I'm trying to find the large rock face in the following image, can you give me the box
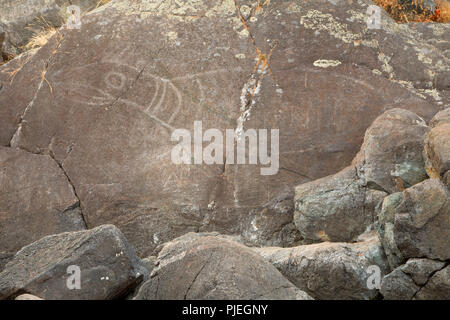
[0,225,147,300]
[0,146,86,258]
[378,179,450,269]
[0,0,446,256]
[254,234,389,300]
[134,235,312,300]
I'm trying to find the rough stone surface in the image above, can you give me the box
[353,108,430,194]
[0,0,445,256]
[294,166,386,242]
[0,253,13,273]
[380,267,420,300]
[239,191,303,247]
[0,0,103,58]
[378,179,450,269]
[294,108,431,243]
[254,233,389,300]
[381,258,448,300]
[0,225,147,300]
[415,264,450,300]
[134,235,312,300]
[424,123,450,177]
[0,146,86,255]
[429,107,450,128]
[401,258,446,286]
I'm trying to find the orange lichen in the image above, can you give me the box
[374,0,450,22]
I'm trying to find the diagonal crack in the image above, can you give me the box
[9,31,64,147]
[183,251,213,300]
[11,144,89,230]
[54,157,89,229]
[411,260,450,299]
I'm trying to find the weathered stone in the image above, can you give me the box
[0,48,43,145]
[0,146,86,255]
[378,179,450,269]
[0,252,13,273]
[415,264,450,300]
[0,225,147,300]
[429,107,450,128]
[254,234,389,300]
[353,108,430,194]
[294,166,386,242]
[239,191,302,247]
[0,0,105,58]
[294,108,434,243]
[141,256,157,275]
[401,258,446,286]
[377,192,409,269]
[381,258,448,300]
[0,0,444,256]
[424,122,450,176]
[380,268,419,300]
[134,236,312,300]
[444,170,450,187]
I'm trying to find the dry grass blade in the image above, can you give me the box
[23,28,57,51]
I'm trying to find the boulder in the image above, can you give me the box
[294,166,386,242]
[381,258,448,300]
[254,234,389,300]
[377,192,407,269]
[380,268,420,300]
[239,191,303,247]
[0,0,444,256]
[294,108,429,243]
[424,123,450,178]
[353,108,430,194]
[400,258,446,286]
[415,265,450,300]
[378,179,450,269]
[429,108,450,128]
[0,225,147,300]
[134,235,312,300]
[0,146,86,255]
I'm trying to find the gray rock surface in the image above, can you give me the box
[254,233,389,300]
[415,264,450,300]
[381,258,448,300]
[424,122,450,179]
[378,179,450,269]
[429,107,450,128]
[0,146,86,255]
[294,166,386,242]
[0,0,444,256]
[294,108,430,243]
[134,235,312,300]
[0,225,147,300]
[353,108,430,193]
[0,0,104,58]
[380,267,420,300]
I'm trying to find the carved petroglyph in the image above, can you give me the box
[54,56,242,133]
